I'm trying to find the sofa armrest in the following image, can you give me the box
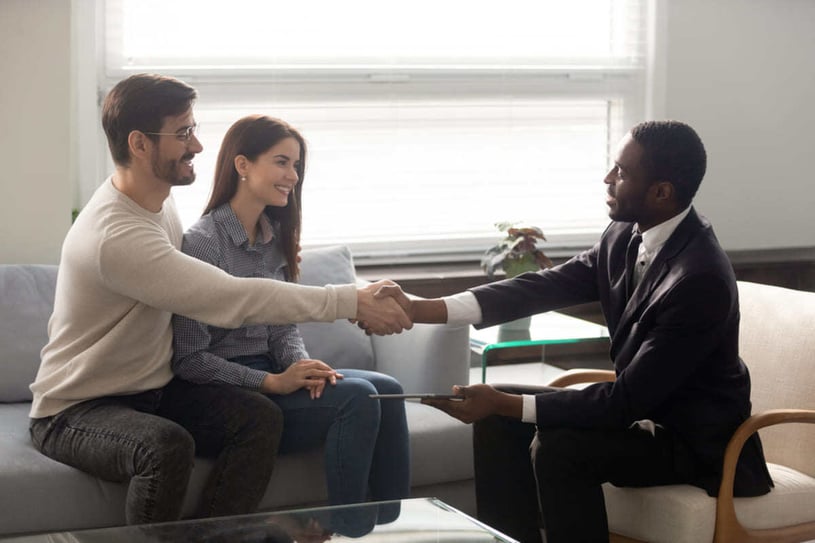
[370,324,471,395]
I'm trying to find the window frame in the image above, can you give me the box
[84,0,650,265]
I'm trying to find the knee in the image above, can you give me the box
[339,380,381,423]
[473,414,527,449]
[246,392,284,428]
[238,393,284,451]
[137,423,195,476]
[367,373,403,395]
[473,414,504,441]
[341,378,380,400]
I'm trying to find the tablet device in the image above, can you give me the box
[369,393,464,400]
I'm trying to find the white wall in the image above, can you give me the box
[662,0,815,250]
[0,0,74,264]
[0,0,812,264]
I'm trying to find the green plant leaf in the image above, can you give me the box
[481,220,551,278]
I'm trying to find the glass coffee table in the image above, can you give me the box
[0,498,518,542]
[470,311,609,383]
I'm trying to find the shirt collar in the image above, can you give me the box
[256,213,274,244]
[636,206,692,255]
[213,203,275,247]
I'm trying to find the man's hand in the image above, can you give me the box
[354,281,448,334]
[355,280,412,335]
[372,283,413,317]
[260,359,343,399]
[422,384,523,424]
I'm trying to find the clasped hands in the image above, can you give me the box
[260,359,342,400]
[354,280,413,335]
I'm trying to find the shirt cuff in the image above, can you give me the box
[245,368,269,391]
[522,394,537,423]
[442,291,483,326]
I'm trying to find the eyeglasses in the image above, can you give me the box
[143,123,199,142]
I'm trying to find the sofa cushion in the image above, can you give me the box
[0,265,58,403]
[297,246,374,371]
[0,400,474,532]
[0,403,128,533]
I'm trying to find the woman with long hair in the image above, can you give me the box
[171,115,410,520]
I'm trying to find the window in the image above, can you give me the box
[100,0,647,264]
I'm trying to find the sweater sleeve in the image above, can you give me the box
[97,217,357,328]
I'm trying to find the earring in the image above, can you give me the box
[240,176,246,182]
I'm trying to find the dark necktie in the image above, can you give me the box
[625,233,642,299]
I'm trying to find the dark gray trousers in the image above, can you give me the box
[30,378,283,524]
[473,385,694,543]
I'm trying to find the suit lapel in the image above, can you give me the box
[610,209,705,350]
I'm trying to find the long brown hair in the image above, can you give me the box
[205,115,306,280]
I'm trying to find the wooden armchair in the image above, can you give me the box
[547,281,815,543]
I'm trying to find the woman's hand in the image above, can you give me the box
[261,359,343,399]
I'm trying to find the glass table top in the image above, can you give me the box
[1,498,518,543]
[470,311,609,383]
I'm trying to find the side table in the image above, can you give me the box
[470,311,610,383]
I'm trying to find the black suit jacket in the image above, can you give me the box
[471,209,772,497]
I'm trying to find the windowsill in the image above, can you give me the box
[354,244,594,282]
[355,246,815,300]
[357,246,815,281]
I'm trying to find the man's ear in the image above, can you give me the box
[128,130,151,160]
[652,181,675,203]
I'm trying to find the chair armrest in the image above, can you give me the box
[715,409,815,542]
[370,324,470,395]
[547,369,616,388]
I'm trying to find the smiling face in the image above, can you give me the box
[238,137,301,208]
[149,109,203,186]
[603,132,658,228]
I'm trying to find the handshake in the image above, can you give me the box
[354,280,415,335]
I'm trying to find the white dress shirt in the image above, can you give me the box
[442,207,692,424]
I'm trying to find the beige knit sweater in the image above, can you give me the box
[30,179,356,418]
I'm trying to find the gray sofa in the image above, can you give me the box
[0,246,475,536]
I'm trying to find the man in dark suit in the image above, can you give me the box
[391,121,773,542]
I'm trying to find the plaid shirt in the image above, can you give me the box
[171,204,308,390]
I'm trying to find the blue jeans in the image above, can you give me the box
[29,378,282,524]
[239,356,411,510]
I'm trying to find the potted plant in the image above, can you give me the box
[481,222,553,333]
[481,222,553,279]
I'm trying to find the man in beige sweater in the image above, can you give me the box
[29,73,411,525]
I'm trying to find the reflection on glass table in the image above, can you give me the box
[0,498,518,543]
[470,311,609,383]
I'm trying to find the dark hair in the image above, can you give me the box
[101,73,197,166]
[630,120,707,207]
[205,115,306,281]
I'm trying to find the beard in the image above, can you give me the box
[151,151,196,186]
[607,189,649,224]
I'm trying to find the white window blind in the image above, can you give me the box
[101,0,647,263]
